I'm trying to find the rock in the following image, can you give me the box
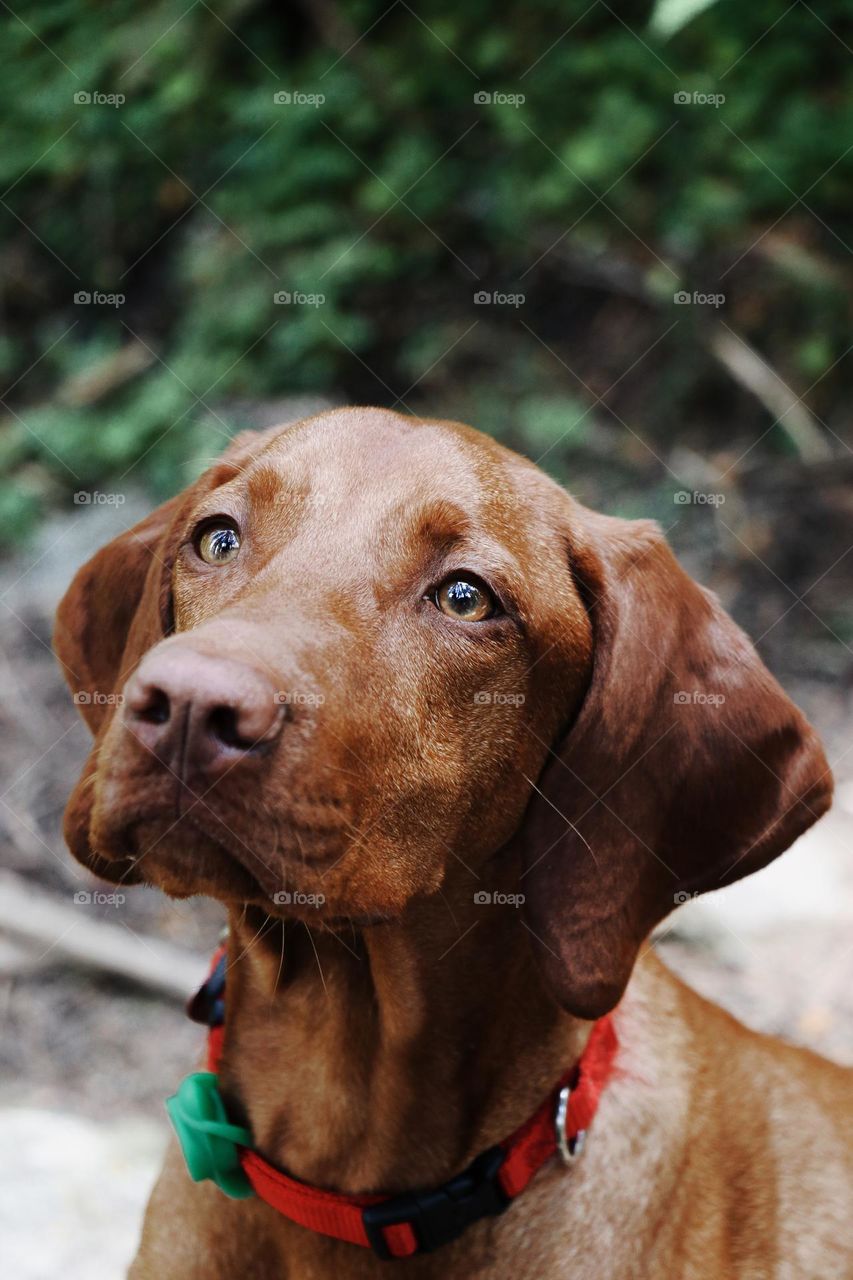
[0,1107,167,1280]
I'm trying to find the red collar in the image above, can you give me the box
[175,944,619,1260]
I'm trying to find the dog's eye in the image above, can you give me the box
[195,522,241,565]
[435,577,495,622]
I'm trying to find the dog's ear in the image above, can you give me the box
[54,430,265,733]
[53,493,185,885]
[53,496,184,733]
[520,506,833,1020]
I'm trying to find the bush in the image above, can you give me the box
[2,0,851,535]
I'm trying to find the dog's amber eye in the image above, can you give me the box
[195,522,241,565]
[435,577,495,622]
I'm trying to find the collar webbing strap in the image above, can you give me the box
[172,945,619,1259]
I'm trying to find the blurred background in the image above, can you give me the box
[1,1,852,1275]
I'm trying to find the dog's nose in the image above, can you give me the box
[124,646,284,775]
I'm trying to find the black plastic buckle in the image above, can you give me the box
[187,953,226,1028]
[362,1145,510,1260]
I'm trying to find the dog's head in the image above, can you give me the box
[56,408,832,1016]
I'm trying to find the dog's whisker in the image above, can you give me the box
[271,918,287,1003]
[436,885,459,932]
[229,909,277,970]
[302,920,327,996]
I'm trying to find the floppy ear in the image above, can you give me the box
[521,506,833,1020]
[53,496,184,732]
[53,430,264,733]
[53,494,184,882]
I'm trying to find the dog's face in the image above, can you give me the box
[57,410,591,918]
[56,408,832,1017]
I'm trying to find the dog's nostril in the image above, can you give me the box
[207,705,255,751]
[134,686,170,726]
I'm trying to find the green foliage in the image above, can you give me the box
[1,0,851,536]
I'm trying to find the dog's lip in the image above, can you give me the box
[97,794,273,901]
[179,815,394,924]
[269,907,394,928]
[179,807,356,900]
[181,808,285,897]
[324,912,393,928]
[101,788,373,911]
[123,814,270,897]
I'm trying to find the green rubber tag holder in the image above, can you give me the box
[166,1071,254,1198]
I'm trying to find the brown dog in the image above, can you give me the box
[55,408,852,1278]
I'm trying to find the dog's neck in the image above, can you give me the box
[217,859,590,1196]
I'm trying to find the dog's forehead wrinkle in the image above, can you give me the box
[240,422,510,554]
[254,412,497,498]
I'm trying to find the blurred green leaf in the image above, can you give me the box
[0,0,850,535]
[649,0,722,40]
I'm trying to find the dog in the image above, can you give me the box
[55,407,852,1278]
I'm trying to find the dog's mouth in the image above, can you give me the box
[81,740,427,922]
[92,791,384,923]
[104,812,270,902]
